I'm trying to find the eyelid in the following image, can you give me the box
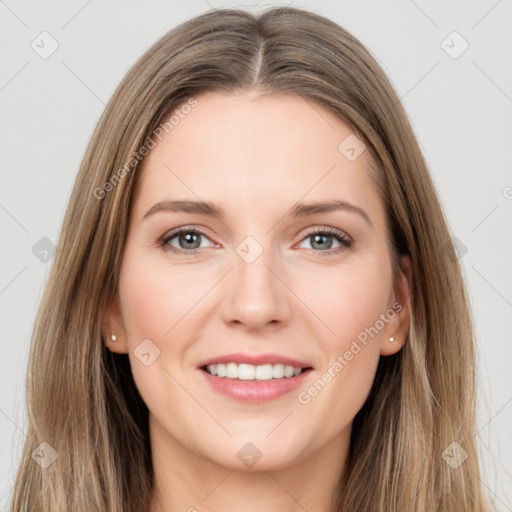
[297,225,352,243]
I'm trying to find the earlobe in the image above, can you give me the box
[380,254,412,356]
[380,334,405,356]
[102,293,129,354]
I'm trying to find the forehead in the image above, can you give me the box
[133,91,382,224]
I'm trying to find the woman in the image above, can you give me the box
[10,6,494,511]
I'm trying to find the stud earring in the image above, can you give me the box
[389,336,395,342]
[110,332,117,342]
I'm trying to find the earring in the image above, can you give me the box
[389,336,395,342]
[110,332,117,342]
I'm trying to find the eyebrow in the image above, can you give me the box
[142,199,372,227]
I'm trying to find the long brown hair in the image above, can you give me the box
[10,6,494,511]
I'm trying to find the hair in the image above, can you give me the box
[10,6,494,511]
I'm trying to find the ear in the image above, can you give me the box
[102,291,129,354]
[380,254,412,356]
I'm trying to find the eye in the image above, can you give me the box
[159,226,353,256]
[297,227,353,255]
[159,227,213,254]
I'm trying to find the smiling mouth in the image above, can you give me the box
[201,363,314,381]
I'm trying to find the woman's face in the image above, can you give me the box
[106,91,411,471]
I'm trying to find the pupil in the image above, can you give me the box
[312,234,331,250]
[181,232,200,249]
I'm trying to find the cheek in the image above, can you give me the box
[117,251,187,376]
[119,251,206,341]
[296,258,392,350]
[300,258,391,428]
[118,254,202,423]
[296,269,386,437]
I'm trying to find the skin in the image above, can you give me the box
[103,90,412,512]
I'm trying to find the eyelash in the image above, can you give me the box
[159,226,353,256]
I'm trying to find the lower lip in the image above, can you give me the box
[199,368,313,403]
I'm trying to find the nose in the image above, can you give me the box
[220,242,291,332]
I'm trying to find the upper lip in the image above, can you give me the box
[198,352,313,369]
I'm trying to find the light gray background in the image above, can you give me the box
[1,0,511,509]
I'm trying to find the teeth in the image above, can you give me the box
[205,363,305,380]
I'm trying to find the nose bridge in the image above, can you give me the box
[221,232,288,327]
[234,233,278,298]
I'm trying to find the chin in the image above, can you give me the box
[198,436,308,472]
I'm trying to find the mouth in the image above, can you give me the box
[200,362,313,381]
[197,353,314,403]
